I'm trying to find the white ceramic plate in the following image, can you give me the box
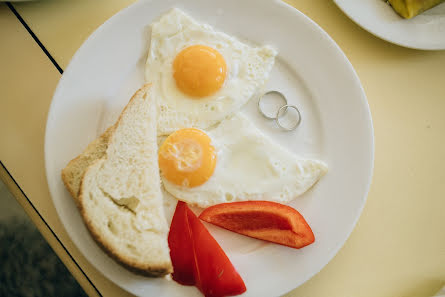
[45,0,373,296]
[334,0,445,50]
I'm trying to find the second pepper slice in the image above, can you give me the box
[168,201,246,297]
[199,201,315,249]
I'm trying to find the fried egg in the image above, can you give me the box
[146,8,277,135]
[158,114,327,208]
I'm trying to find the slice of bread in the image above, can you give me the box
[64,84,172,276]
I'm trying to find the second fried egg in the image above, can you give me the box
[158,114,328,208]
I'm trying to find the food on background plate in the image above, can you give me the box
[159,114,327,208]
[169,201,246,297]
[146,8,277,135]
[200,201,315,249]
[387,0,445,18]
[63,84,172,276]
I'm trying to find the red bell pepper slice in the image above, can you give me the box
[168,201,195,285]
[168,201,246,297]
[199,201,315,249]
[187,206,246,297]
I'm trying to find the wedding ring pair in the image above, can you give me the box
[257,91,301,131]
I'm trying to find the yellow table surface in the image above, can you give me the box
[1,1,444,296]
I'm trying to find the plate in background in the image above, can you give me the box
[44,0,374,296]
[334,0,445,50]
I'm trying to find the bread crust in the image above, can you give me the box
[61,126,114,205]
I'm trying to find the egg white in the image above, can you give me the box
[161,114,328,208]
[146,8,277,135]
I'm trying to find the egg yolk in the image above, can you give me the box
[173,45,227,98]
[159,128,217,188]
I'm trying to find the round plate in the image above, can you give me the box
[44,0,374,296]
[334,0,445,50]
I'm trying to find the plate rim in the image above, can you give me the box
[44,0,375,296]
